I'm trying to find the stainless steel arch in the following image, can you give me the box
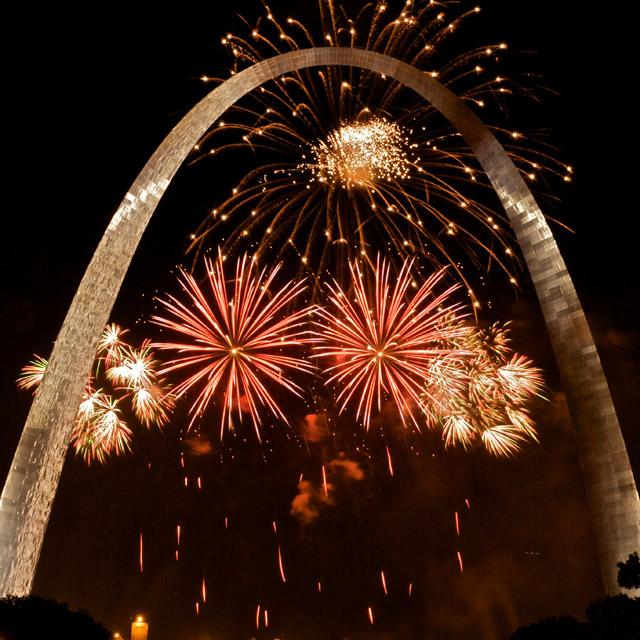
[1,47,638,597]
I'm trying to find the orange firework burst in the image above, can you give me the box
[152,252,315,439]
[315,256,468,428]
[189,0,571,298]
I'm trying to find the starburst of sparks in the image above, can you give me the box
[309,116,412,186]
[315,256,469,428]
[72,388,133,464]
[152,252,315,439]
[17,324,174,463]
[16,355,49,392]
[98,322,130,370]
[424,323,544,456]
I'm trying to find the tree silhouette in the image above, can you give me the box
[0,595,110,640]
[617,552,640,590]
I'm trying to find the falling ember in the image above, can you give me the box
[264,609,269,627]
[202,577,206,602]
[196,602,200,615]
[184,477,188,487]
[177,525,181,546]
[256,605,260,629]
[322,465,328,497]
[386,445,394,476]
[381,570,388,595]
[457,551,464,573]
[225,517,228,528]
[175,550,179,561]
[466,499,471,509]
[409,582,413,596]
[272,521,277,533]
[318,582,322,592]
[139,534,143,573]
[278,545,286,582]
[455,512,460,536]
[181,456,185,468]
[197,476,202,489]
[368,607,374,624]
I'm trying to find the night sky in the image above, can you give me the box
[2,2,638,639]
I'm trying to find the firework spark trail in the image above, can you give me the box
[152,252,316,439]
[315,256,468,428]
[278,545,286,583]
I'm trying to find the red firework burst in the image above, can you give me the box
[152,253,315,439]
[315,257,468,428]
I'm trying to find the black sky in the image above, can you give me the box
[1,2,638,639]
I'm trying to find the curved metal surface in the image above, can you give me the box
[1,47,637,596]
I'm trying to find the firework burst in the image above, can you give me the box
[16,355,49,392]
[71,388,133,464]
[98,322,130,370]
[189,0,570,297]
[152,252,315,439]
[315,256,469,429]
[424,323,544,456]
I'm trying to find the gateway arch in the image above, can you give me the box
[1,47,638,597]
